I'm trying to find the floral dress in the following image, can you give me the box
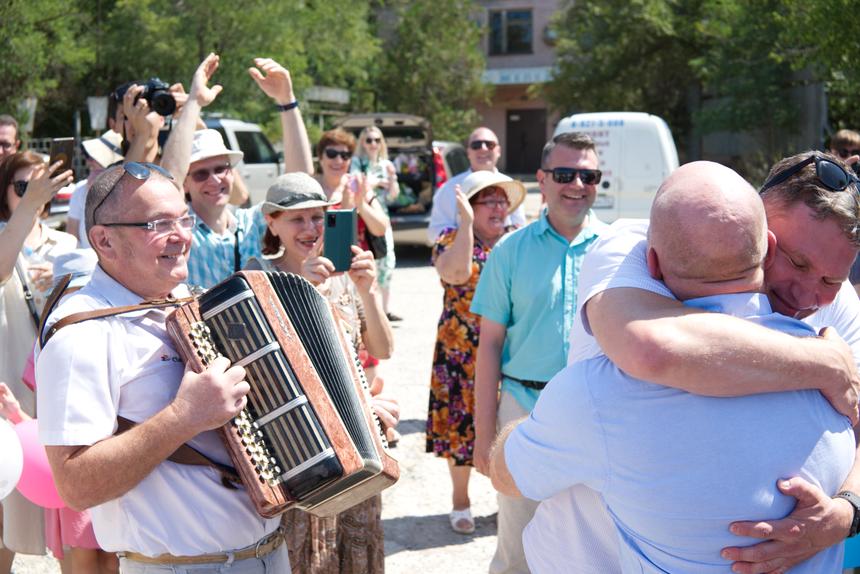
[426,226,511,465]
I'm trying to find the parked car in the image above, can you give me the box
[553,111,679,222]
[204,116,282,205]
[335,113,469,245]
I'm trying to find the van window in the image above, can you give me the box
[234,131,278,164]
[445,147,470,176]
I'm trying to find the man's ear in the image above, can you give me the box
[763,229,777,270]
[646,247,662,280]
[88,226,115,261]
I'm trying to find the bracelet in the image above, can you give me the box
[276,100,299,112]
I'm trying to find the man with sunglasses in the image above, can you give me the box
[427,127,526,243]
[36,161,289,572]
[471,131,607,573]
[0,115,21,159]
[502,150,860,573]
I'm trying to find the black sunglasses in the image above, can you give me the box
[12,180,28,197]
[324,148,352,161]
[92,162,175,224]
[541,167,602,186]
[469,140,497,151]
[365,137,382,144]
[760,153,860,193]
[837,148,860,159]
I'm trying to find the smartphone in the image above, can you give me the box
[323,209,357,272]
[49,137,75,176]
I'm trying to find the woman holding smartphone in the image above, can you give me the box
[351,126,400,321]
[246,172,396,574]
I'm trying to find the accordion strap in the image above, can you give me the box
[41,295,194,347]
[116,416,243,489]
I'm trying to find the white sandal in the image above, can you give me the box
[449,507,475,534]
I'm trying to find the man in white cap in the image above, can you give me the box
[66,130,124,247]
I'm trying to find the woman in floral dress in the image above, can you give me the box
[426,171,525,534]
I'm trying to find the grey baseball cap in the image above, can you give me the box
[261,172,335,214]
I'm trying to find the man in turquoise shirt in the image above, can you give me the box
[471,131,608,574]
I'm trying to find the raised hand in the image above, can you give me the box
[189,52,223,108]
[23,161,73,207]
[248,57,295,105]
[454,185,474,227]
[0,382,26,424]
[171,356,249,434]
[123,84,163,142]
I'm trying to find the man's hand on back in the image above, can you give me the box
[721,477,853,574]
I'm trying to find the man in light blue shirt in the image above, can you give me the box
[471,132,607,574]
[491,161,856,573]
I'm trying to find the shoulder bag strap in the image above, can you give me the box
[14,260,41,330]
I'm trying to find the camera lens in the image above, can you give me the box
[149,91,176,116]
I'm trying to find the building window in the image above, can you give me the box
[489,9,533,55]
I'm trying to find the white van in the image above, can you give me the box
[553,112,679,222]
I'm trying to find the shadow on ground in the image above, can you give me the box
[384,512,498,555]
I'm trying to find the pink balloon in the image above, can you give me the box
[14,419,65,509]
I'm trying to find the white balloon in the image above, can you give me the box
[0,419,23,500]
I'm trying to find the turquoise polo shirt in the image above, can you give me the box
[470,208,608,412]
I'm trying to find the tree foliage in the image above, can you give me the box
[377,0,488,142]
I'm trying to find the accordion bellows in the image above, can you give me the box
[166,270,399,517]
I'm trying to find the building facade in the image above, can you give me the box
[476,0,561,174]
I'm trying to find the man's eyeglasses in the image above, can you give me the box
[365,137,382,145]
[473,199,510,209]
[323,148,352,161]
[12,180,28,197]
[92,162,175,224]
[469,140,498,151]
[836,148,860,160]
[760,153,860,193]
[541,167,603,186]
[100,214,196,236]
[189,163,230,183]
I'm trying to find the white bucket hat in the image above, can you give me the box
[81,130,124,168]
[261,173,337,214]
[461,171,526,214]
[188,129,243,167]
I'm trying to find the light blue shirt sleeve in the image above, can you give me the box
[470,240,512,326]
[505,362,609,500]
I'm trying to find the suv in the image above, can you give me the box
[335,113,468,245]
[204,117,282,205]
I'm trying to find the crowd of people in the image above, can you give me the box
[2,47,860,574]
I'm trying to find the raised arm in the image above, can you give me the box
[161,53,223,185]
[587,288,860,421]
[434,187,474,285]
[348,246,394,359]
[122,85,162,164]
[249,58,313,175]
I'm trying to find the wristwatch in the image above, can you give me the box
[835,490,860,538]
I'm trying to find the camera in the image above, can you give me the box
[113,77,176,116]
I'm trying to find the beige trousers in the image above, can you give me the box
[489,391,538,574]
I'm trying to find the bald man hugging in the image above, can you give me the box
[489,162,856,573]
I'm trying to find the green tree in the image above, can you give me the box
[377,0,488,142]
[0,0,95,136]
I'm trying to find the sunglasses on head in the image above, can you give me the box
[324,148,352,161]
[760,153,860,193]
[92,162,175,225]
[541,167,602,185]
[189,163,231,183]
[12,180,28,197]
[469,140,497,151]
[837,148,860,159]
[365,137,382,145]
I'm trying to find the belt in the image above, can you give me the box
[120,526,284,565]
[503,374,547,390]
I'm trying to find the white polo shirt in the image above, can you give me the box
[36,265,278,557]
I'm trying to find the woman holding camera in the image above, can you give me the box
[426,171,525,535]
[246,172,396,574]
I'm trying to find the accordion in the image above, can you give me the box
[165,270,399,518]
